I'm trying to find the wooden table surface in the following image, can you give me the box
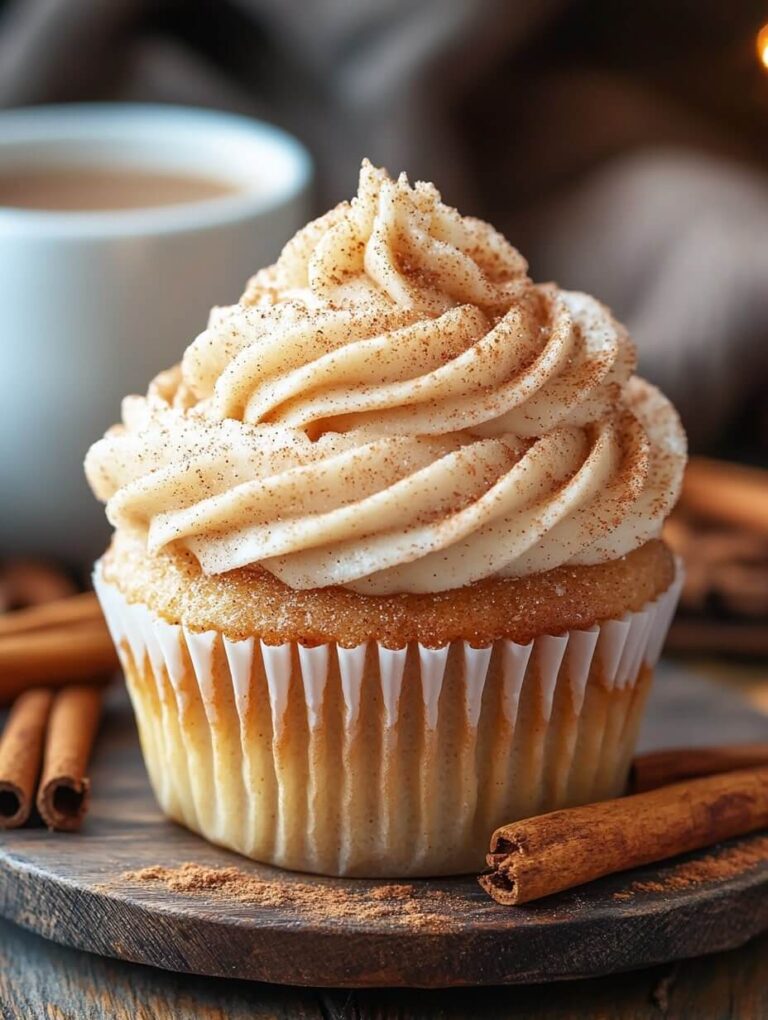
[4,915,768,1019]
[2,657,768,1019]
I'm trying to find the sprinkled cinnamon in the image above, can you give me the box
[612,836,768,900]
[122,863,457,929]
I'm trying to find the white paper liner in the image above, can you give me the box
[95,563,683,877]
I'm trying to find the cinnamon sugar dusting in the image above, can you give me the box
[123,863,457,929]
[103,527,673,647]
[85,159,687,595]
[612,836,768,901]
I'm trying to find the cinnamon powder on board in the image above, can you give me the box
[612,835,768,901]
[122,863,457,929]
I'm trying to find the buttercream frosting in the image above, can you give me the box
[86,161,686,593]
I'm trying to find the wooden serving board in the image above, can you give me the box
[1,664,768,989]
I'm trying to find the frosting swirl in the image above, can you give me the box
[86,161,686,594]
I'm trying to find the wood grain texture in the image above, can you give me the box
[0,917,313,1020]
[4,917,768,1019]
[1,665,768,990]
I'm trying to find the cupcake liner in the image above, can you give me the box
[94,563,683,877]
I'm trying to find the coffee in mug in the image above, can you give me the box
[0,166,240,211]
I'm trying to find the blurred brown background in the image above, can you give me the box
[0,0,766,454]
[1,0,767,646]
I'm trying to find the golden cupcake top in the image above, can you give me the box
[86,160,687,594]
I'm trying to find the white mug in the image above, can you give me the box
[0,104,312,565]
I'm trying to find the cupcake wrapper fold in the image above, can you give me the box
[95,564,683,877]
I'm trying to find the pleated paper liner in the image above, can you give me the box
[95,564,683,877]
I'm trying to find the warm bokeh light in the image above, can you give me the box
[758,23,768,70]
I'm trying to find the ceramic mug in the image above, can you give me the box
[0,103,312,565]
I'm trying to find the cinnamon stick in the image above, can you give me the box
[36,685,103,831]
[680,458,768,536]
[631,745,768,793]
[0,619,116,706]
[479,766,768,905]
[0,689,53,828]
[0,591,103,638]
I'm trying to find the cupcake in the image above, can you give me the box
[86,161,686,877]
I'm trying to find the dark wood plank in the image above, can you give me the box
[0,917,320,1020]
[5,915,768,1019]
[1,664,768,989]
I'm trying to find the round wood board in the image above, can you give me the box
[2,666,768,988]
